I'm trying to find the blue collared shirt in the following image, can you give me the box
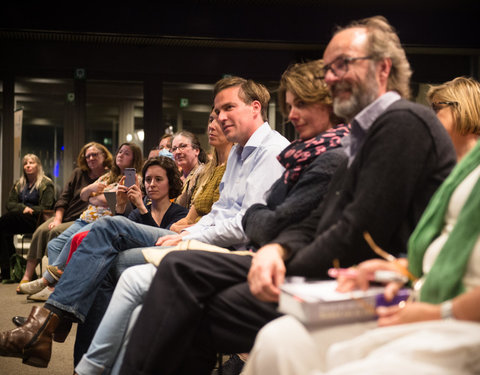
[184,122,290,248]
[345,91,401,166]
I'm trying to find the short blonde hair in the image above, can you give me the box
[427,76,480,136]
[340,16,412,99]
[214,76,271,122]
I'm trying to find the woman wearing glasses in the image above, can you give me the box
[427,76,480,160]
[17,142,113,290]
[242,77,480,375]
[171,131,207,208]
[170,110,233,232]
[18,142,143,300]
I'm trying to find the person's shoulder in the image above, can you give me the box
[376,99,445,134]
[11,179,22,191]
[302,147,348,177]
[169,202,188,214]
[41,175,55,187]
[388,98,429,111]
[384,99,437,124]
[260,128,290,150]
[193,163,206,176]
[69,167,87,180]
[313,146,348,165]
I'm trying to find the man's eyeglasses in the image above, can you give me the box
[431,101,457,113]
[85,152,100,159]
[322,56,372,78]
[171,143,191,153]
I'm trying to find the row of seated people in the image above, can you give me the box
[0,122,222,289]
[16,111,234,295]
[1,14,479,375]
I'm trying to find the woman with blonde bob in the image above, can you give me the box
[427,76,480,160]
[0,154,55,281]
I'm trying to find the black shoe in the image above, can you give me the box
[12,316,27,327]
[211,354,245,375]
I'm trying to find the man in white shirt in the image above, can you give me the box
[157,77,290,248]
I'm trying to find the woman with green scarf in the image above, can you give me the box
[240,78,480,375]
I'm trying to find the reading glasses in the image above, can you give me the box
[322,56,373,78]
[431,101,458,113]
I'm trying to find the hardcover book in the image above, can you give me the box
[279,279,410,326]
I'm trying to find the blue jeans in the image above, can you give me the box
[73,247,148,366]
[46,218,89,264]
[75,263,157,375]
[44,221,96,284]
[46,215,174,322]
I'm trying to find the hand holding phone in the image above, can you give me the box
[124,168,136,187]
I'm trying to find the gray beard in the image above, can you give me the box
[333,89,377,122]
[332,68,379,122]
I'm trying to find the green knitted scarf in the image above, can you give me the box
[408,141,480,304]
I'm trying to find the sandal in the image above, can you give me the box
[16,279,30,294]
[46,265,64,281]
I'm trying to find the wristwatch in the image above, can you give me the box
[440,299,455,319]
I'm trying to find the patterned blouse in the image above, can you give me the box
[79,172,118,223]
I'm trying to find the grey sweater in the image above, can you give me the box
[274,99,457,278]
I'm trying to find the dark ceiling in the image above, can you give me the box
[2,1,479,49]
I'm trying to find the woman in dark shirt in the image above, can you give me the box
[117,156,187,229]
[0,154,55,281]
[37,156,187,287]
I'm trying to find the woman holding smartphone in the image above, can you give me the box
[114,156,187,228]
[17,142,143,301]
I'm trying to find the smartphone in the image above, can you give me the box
[124,168,136,187]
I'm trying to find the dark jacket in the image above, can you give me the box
[7,176,55,215]
[273,99,456,278]
[242,147,347,249]
[54,168,98,222]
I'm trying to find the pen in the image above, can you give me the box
[328,268,409,284]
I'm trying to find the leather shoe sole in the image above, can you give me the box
[12,316,26,327]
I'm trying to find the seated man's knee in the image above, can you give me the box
[157,250,192,275]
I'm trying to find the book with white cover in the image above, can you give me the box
[279,279,409,326]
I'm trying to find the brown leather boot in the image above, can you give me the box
[0,305,59,368]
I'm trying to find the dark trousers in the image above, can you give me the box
[0,211,37,277]
[120,250,282,375]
